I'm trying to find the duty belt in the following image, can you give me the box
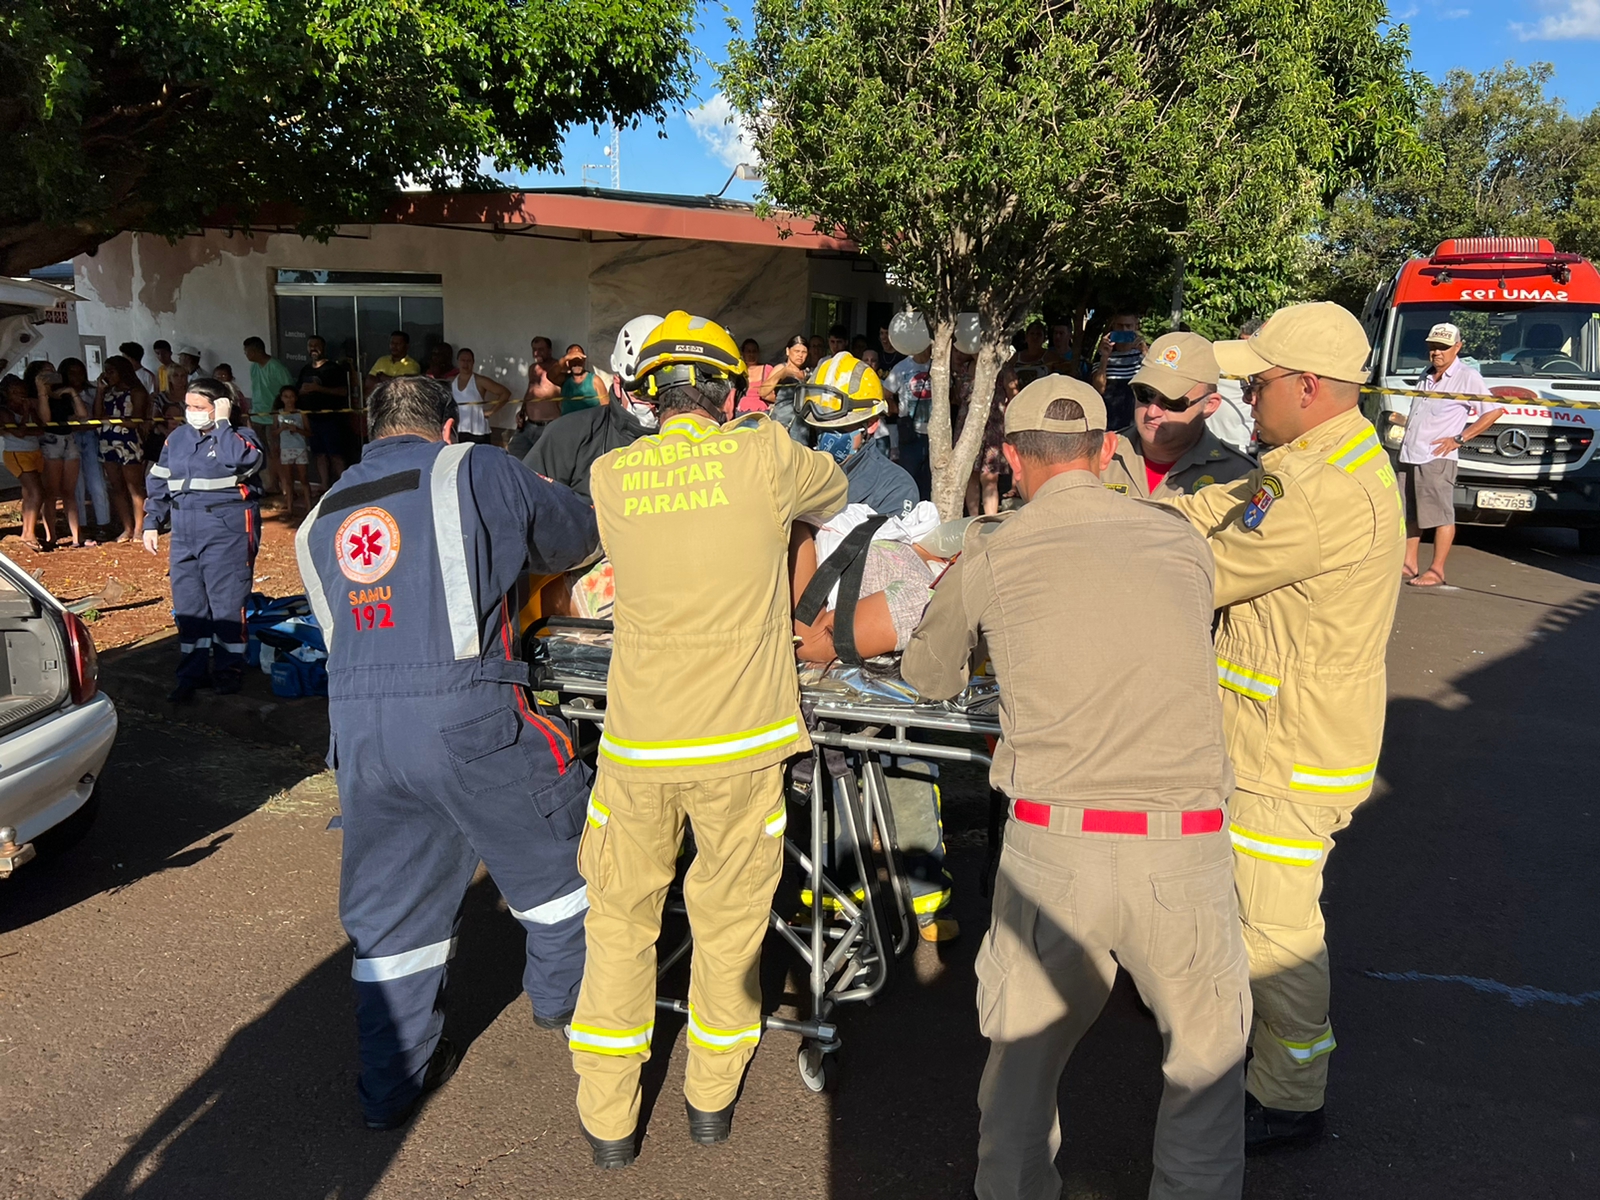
[1012,799,1225,838]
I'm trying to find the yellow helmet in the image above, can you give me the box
[801,352,887,428]
[633,311,748,397]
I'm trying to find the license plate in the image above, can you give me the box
[1475,489,1535,512]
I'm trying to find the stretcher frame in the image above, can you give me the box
[538,635,1000,1093]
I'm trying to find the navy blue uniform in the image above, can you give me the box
[843,438,920,519]
[295,435,600,1125]
[145,421,265,689]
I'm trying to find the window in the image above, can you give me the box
[273,270,445,379]
[809,294,853,339]
[1389,303,1600,380]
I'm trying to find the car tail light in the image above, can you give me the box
[63,610,99,706]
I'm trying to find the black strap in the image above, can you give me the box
[795,515,888,667]
[317,469,422,520]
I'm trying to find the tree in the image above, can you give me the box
[1310,62,1600,315]
[0,0,698,274]
[727,0,1424,517]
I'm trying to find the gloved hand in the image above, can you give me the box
[213,396,232,426]
[141,528,160,555]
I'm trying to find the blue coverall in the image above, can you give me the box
[295,435,600,1125]
[144,420,265,690]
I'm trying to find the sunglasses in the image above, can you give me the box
[1132,383,1203,412]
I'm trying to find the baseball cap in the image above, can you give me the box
[1130,332,1219,400]
[1213,302,1371,385]
[1004,374,1107,436]
[1425,322,1462,347]
[175,343,202,359]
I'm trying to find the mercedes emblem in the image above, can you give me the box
[1496,428,1532,457]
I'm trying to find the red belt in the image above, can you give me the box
[1013,800,1225,837]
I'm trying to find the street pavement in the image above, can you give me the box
[2,528,1597,1199]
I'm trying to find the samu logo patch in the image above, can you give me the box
[1242,476,1283,530]
[336,506,402,583]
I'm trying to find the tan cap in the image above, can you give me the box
[1130,332,1218,400]
[1003,374,1107,436]
[1213,301,1371,384]
[1425,322,1462,347]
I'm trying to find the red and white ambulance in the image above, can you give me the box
[1359,236,1600,550]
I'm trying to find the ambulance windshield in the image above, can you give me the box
[1389,303,1600,380]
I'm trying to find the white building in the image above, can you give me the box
[66,188,901,421]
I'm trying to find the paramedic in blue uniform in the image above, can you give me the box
[294,375,601,1130]
[142,376,265,703]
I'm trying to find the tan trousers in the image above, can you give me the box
[1228,790,1357,1112]
[570,765,786,1140]
[975,819,1250,1200]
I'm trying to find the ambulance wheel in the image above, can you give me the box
[797,1042,839,1094]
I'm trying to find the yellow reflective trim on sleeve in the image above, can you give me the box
[568,1021,653,1055]
[764,805,787,837]
[586,798,611,828]
[1216,656,1280,702]
[599,718,801,769]
[1289,762,1377,794]
[1276,1025,1337,1063]
[1328,429,1382,473]
[1228,823,1324,867]
[685,1005,762,1051]
[911,884,952,915]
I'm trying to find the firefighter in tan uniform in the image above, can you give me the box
[1164,303,1404,1151]
[1102,332,1256,500]
[905,377,1251,1200]
[570,312,848,1168]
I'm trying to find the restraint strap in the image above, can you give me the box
[794,514,888,667]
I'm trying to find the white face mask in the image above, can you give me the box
[627,400,659,430]
[186,408,214,430]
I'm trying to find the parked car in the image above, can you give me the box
[0,550,117,875]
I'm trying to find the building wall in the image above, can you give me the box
[70,225,827,419]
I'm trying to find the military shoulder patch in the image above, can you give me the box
[1191,475,1215,491]
[1241,475,1283,530]
[1104,482,1129,494]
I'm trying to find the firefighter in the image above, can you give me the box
[1163,303,1405,1150]
[142,377,265,702]
[801,351,919,519]
[294,376,600,1130]
[571,312,847,1167]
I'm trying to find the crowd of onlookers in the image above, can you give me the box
[0,311,1190,548]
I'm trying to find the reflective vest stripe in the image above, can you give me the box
[569,1021,653,1055]
[1290,763,1378,794]
[764,805,787,837]
[295,496,336,653]
[587,798,610,827]
[1328,430,1382,473]
[685,1005,762,1050]
[599,718,801,768]
[509,883,590,925]
[1228,823,1324,866]
[430,442,480,660]
[1216,657,1280,701]
[352,936,455,982]
[1276,1025,1337,1063]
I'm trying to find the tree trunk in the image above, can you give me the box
[932,338,1005,520]
[925,318,957,518]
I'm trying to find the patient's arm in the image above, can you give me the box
[795,594,898,664]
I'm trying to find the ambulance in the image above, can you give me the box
[1359,236,1600,551]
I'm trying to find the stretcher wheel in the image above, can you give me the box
[797,1041,840,1094]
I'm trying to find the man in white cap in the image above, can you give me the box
[1163,302,1405,1151]
[1102,332,1256,499]
[1398,322,1502,588]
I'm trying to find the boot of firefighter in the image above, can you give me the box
[883,757,957,942]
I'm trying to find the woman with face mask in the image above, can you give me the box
[142,377,266,702]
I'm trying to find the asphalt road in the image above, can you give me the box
[3,527,1598,1200]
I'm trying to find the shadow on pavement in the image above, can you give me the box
[81,876,530,1200]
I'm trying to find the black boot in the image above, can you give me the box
[686,1098,735,1145]
[1244,1092,1325,1153]
[364,1038,461,1131]
[167,683,196,703]
[533,1007,574,1031]
[581,1124,636,1169]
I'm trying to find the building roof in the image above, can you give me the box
[211,187,858,254]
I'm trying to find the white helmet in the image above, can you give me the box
[611,313,664,385]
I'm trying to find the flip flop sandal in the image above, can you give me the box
[1407,571,1446,588]
[1402,566,1418,580]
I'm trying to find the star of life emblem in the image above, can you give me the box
[335,506,402,583]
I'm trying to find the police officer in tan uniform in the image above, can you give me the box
[904,376,1251,1200]
[1102,332,1255,500]
[1164,303,1404,1150]
[571,312,847,1167]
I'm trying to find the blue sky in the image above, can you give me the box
[507,0,1600,200]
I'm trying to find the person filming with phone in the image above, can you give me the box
[1092,312,1147,432]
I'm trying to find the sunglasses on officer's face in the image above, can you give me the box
[1132,383,1202,412]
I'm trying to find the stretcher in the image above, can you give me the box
[530,618,1001,1092]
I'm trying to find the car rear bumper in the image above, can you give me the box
[0,692,118,845]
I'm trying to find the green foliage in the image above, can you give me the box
[1309,61,1600,314]
[726,0,1423,514]
[0,0,699,273]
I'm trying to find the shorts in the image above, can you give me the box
[40,433,79,461]
[279,441,309,466]
[4,449,42,476]
[1400,457,1457,530]
[309,418,343,457]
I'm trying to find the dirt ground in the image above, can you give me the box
[0,495,307,650]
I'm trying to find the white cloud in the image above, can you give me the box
[1514,0,1600,38]
[1440,6,1470,15]
[686,93,759,170]
[1392,5,1419,17]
